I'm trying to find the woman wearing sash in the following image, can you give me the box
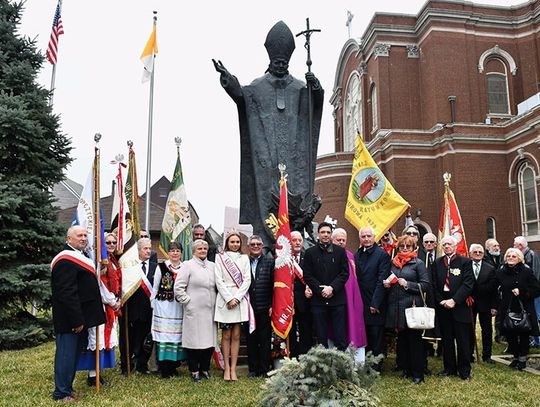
[77,232,122,386]
[214,232,251,381]
[151,242,187,378]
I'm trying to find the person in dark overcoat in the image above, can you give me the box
[51,226,105,402]
[289,231,313,357]
[468,243,497,363]
[431,236,474,380]
[246,235,275,377]
[303,222,349,351]
[355,226,391,370]
[384,235,430,384]
[497,247,540,370]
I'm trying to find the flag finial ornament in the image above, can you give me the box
[94,133,101,143]
[443,172,451,186]
[127,140,133,148]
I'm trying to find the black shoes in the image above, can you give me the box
[86,376,105,387]
[200,371,210,380]
[516,361,527,370]
[437,370,456,377]
[412,377,424,384]
[460,375,471,381]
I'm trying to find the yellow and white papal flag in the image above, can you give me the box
[140,22,158,83]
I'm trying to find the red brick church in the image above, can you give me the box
[315,0,540,251]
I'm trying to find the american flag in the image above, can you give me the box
[46,1,64,65]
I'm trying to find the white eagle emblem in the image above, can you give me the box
[275,235,293,271]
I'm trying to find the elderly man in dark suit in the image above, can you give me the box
[304,222,349,351]
[246,235,275,377]
[469,243,497,363]
[431,236,474,380]
[51,226,105,402]
[290,230,313,357]
[122,238,156,374]
[355,226,391,371]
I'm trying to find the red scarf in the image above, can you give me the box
[101,254,122,349]
[392,251,417,269]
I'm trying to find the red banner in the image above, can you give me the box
[271,176,295,339]
[438,176,468,256]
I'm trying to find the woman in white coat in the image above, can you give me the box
[214,232,251,381]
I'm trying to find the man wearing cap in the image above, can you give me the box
[213,20,324,249]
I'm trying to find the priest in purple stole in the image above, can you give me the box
[333,228,367,361]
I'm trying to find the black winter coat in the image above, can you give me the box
[496,263,540,336]
[51,246,106,333]
[355,245,391,326]
[248,253,275,313]
[385,257,430,331]
[304,243,349,306]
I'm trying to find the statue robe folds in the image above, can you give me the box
[221,71,323,246]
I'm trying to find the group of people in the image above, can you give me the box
[50,221,540,401]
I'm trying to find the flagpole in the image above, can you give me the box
[144,11,157,232]
[48,0,63,107]
[93,133,102,393]
[49,64,57,107]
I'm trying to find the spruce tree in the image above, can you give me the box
[0,0,72,349]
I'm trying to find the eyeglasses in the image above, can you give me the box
[383,233,390,237]
[471,250,483,254]
[250,243,262,247]
[398,244,413,249]
[406,232,419,236]
[140,235,149,238]
[105,241,117,245]
[424,240,435,244]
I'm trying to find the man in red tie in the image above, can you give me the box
[431,236,474,380]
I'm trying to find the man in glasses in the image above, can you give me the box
[419,233,437,269]
[246,235,274,377]
[431,236,474,380]
[468,244,497,363]
[289,231,313,357]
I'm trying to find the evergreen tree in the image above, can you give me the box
[0,0,72,349]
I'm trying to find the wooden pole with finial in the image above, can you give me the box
[93,132,102,392]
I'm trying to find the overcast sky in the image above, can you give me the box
[19,0,512,232]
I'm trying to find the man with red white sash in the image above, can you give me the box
[121,238,156,374]
[51,226,105,402]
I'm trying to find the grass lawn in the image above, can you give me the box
[1,341,539,406]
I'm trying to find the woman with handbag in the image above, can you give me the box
[383,235,431,384]
[497,248,540,370]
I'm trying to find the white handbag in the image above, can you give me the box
[405,285,435,330]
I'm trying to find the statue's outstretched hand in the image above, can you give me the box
[212,59,228,75]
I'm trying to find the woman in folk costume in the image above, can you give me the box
[77,233,122,386]
[150,242,187,378]
[214,231,252,381]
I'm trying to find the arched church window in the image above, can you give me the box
[485,58,509,114]
[343,72,362,151]
[518,162,539,236]
[371,85,378,132]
